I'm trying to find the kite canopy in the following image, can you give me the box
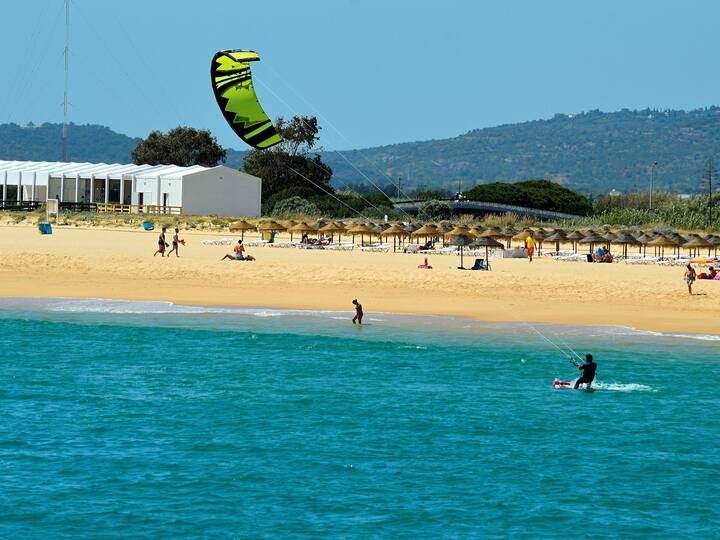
[211,49,282,149]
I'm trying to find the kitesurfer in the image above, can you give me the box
[573,354,597,389]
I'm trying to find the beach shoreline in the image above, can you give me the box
[0,225,717,335]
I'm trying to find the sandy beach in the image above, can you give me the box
[0,224,717,335]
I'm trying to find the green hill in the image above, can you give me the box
[322,107,720,195]
[0,122,140,164]
[3,107,720,196]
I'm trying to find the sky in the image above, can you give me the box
[1,0,719,151]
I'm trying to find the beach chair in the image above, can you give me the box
[359,243,391,252]
[200,237,233,246]
[244,239,269,247]
[325,242,355,250]
[470,258,488,271]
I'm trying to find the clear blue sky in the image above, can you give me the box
[1,0,718,151]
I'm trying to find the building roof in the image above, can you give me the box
[0,160,212,179]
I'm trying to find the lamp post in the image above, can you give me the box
[649,161,658,211]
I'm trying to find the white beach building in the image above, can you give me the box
[0,160,261,216]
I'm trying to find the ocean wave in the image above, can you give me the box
[0,297,717,344]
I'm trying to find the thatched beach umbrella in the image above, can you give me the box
[512,228,535,248]
[544,230,569,254]
[258,220,286,231]
[348,223,376,245]
[579,231,607,253]
[257,220,286,242]
[470,236,504,269]
[480,226,505,239]
[647,234,679,259]
[566,230,585,253]
[635,232,655,256]
[311,219,327,230]
[682,235,711,257]
[319,221,346,242]
[500,227,518,248]
[450,233,474,269]
[289,221,316,241]
[228,219,256,240]
[380,224,410,252]
[412,224,439,244]
[704,235,720,257]
[612,232,640,258]
[447,225,471,237]
[468,226,484,239]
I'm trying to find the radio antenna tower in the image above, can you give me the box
[61,0,70,161]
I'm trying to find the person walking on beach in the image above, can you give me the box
[154,227,168,257]
[684,264,696,295]
[166,227,184,258]
[573,353,597,390]
[352,299,363,325]
[525,234,536,262]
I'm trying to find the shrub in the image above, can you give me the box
[272,196,320,218]
[417,199,453,221]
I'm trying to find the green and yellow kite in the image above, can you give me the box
[210,49,282,149]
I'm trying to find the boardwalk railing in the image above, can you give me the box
[96,203,182,215]
[0,200,42,211]
[0,201,182,215]
[393,199,582,220]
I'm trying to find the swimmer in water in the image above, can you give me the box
[352,299,363,325]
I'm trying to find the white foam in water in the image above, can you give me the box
[593,382,657,392]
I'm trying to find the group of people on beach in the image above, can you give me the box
[153,227,184,257]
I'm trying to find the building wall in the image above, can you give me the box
[180,167,261,216]
[133,176,183,207]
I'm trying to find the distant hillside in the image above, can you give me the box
[322,107,720,195]
[4,107,720,195]
[0,123,140,164]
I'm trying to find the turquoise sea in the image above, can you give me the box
[0,297,718,538]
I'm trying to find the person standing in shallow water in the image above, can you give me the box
[352,299,363,325]
[684,264,696,295]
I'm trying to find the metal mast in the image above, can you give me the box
[61,0,70,161]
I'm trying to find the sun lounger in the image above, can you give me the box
[553,254,588,262]
[422,246,458,255]
[470,258,489,271]
[200,237,233,246]
[244,239,269,247]
[325,242,355,250]
[359,243,391,252]
[268,241,302,248]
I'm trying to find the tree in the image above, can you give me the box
[243,116,333,201]
[418,199,453,221]
[132,127,226,167]
[272,196,319,218]
[464,180,592,215]
[701,158,716,227]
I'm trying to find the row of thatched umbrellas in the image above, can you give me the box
[228,219,720,259]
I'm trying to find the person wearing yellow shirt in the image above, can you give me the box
[524,234,536,262]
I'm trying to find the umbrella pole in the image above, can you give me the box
[486,246,490,270]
